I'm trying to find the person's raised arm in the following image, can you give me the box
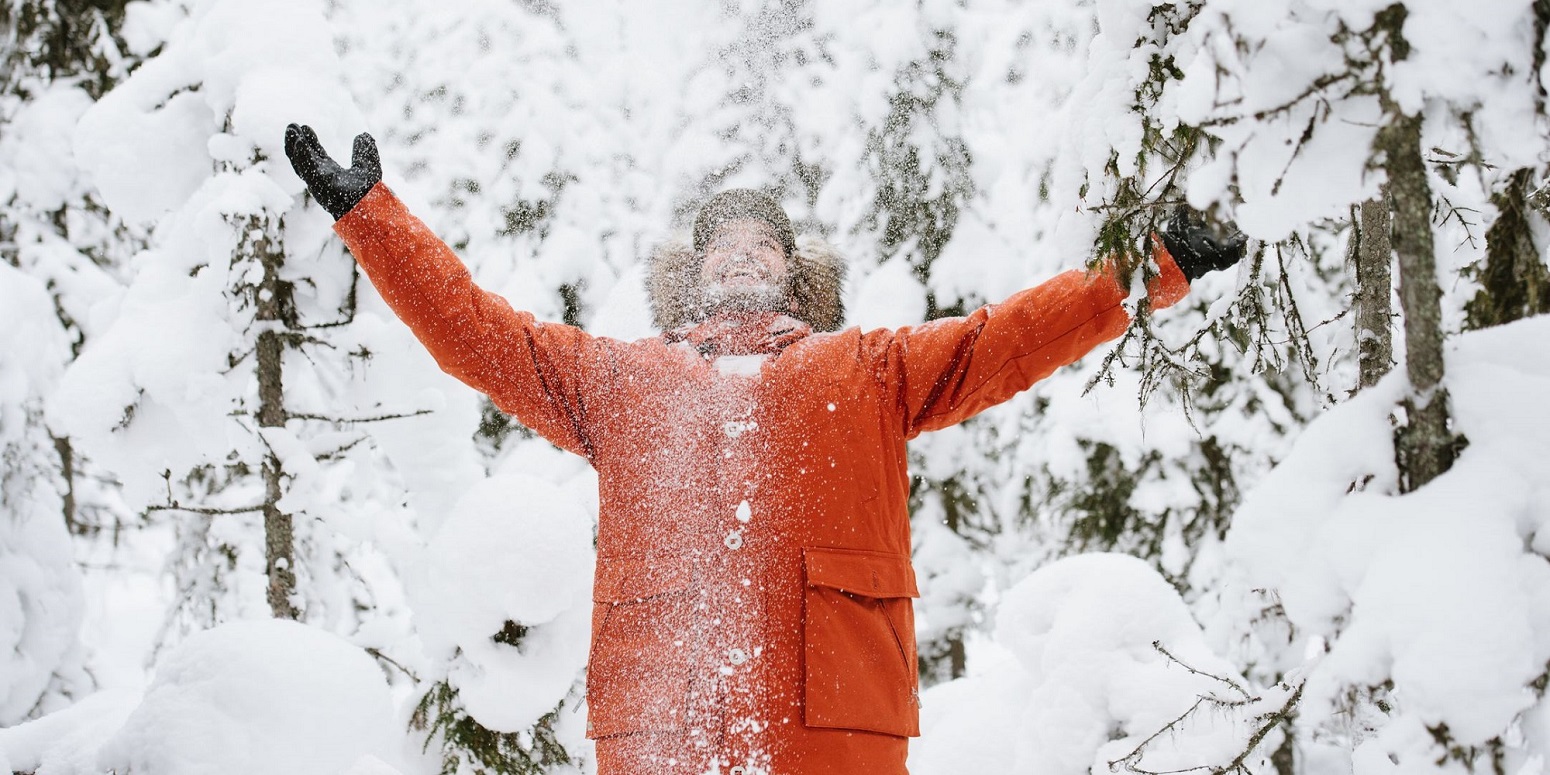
[284,124,598,458]
[884,214,1246,439]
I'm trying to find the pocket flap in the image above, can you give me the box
[804,547,919,598]
[593,555,694,603]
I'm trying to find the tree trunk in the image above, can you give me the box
[1381,108,1454,492]
[254,227,297,619]
[1354,193,1394,390]
[1271,718,1295,775]
[1373,3,1455,493]
[939,481,968,680]
[53,435,78,535]
[1464,167,1550,329]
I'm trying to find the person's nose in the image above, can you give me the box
[718,248,754,268]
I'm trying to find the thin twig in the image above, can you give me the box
[366,647,421,683]
[1154,640,1252,699]
[313,436,368,461]
[1197,71,1361,127]
[1218,681,1304,774]
[288,409,436,424]
[146,503,263,516]
[1109,695,1215,774]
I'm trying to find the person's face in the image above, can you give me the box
[699,219,789,290]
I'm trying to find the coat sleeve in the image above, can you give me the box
[885,244,1191,439]
[333,182,598,458]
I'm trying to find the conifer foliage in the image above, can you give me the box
[2,1,1549,773]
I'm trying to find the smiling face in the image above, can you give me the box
[697,219,795,316]
[699,219,790,288]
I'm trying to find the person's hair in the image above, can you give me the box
[692,189,796,257]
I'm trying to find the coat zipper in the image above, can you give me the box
[875,598,919,705]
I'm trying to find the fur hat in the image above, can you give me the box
[647,233,847,332]
[692,189,796,257]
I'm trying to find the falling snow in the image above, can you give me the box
[1,0,1548,774]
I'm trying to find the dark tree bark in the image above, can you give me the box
[1354,193,1394,390]
[53,435,78,534]
[1381,102,1455,492]
[253,228,297,619]
[0,0,131,98]
[1271,719,1295,775]
[916,478,970,685]
[940,492,967,680]
[1372,3,1456,493]
[1465,168,1550,330]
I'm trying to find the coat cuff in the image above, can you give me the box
[1142,235,1190,309]
[332,181,397,244]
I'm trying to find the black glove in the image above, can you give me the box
[1160,208,1247,281]
[284,123,381,220]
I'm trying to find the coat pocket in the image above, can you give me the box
[586,555,696,739]
[801,546,921,737]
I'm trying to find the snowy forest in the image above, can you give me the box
[3,0,1550,772]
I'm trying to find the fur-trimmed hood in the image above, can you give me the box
[647,234,847,332]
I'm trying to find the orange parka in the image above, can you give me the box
[335,183,1190,775]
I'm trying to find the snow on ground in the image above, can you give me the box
[910,552,1263,775]
[912,316,1550,772]
[0,619,408,775]
[413,470,594,733]
[6,0,1549,772]
[1224,313,1550,768]
[0,689,140,775]
[0,265,86,726]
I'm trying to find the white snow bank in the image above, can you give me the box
[0,85,94,211]
[911,314,1550,775]
[74,0,360,224]
[52,0,371,512]
[0,265,86,726]
[911,553,1261,775]
[1226,313,1550,759]
[96,619,404,775]
[413,471,593,732]
[0,689,140,775]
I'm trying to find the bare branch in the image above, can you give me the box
[288,409,436,424]
[313,435,369,461]
[1196,71,1362,128]
[147,503,264,516]
[366,647,421,683]
[1108,695,1216,775]
[1153,641,1252,699]
[1217,681,1304,775]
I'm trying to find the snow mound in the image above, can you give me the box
[413,471,593,731]
[97,619,402,775]
[1226,313,1550,759]
[417,471,593,649]
[74,0,357,224]
[912,553,1259,775]
[0,264,85,725]
[0,689,140,775]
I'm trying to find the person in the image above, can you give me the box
[284,124,1245,775]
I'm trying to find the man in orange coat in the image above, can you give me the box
[285,125,1244,775]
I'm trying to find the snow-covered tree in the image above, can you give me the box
[1064,0,1550,771]
[5,2,1549,774]
[0,0,145,727]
